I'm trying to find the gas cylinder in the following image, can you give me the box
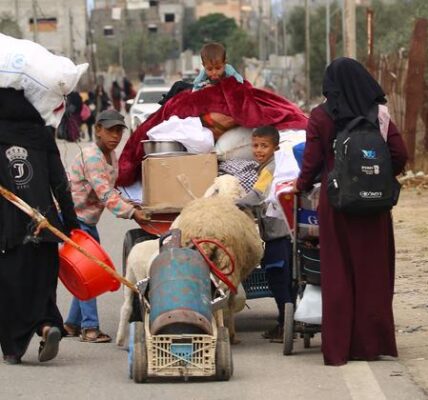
[149,229,213,335]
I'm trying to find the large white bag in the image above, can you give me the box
[215,126,253,161]
[0,33,88,127]
[294,284,322,325]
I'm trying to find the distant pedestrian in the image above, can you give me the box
[110,81,122,112]
[94,84,110,114]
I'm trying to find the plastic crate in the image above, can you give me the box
[145,323,217,377]
[242,268,273,299]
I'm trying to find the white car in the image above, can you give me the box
[128,85,170,132]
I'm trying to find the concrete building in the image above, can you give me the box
[0,0,87,63]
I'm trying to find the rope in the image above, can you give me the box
[191,238,237,294]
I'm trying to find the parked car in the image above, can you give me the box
[128,85,170,133]
[142,75,168,86]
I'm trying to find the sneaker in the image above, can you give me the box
[3,355,21,365]
[261,325,284,342]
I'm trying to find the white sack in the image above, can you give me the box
[147,116,214,153]
[294,284,322,325]
[215,126,253,161]
[0,33,88,127]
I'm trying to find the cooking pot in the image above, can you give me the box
[141,140,186,155]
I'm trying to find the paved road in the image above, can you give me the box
[0,138,426,400]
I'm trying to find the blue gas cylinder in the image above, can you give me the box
[149,231,212,335]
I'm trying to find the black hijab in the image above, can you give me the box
[322,57,386,125]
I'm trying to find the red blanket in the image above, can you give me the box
[117,78,308,186]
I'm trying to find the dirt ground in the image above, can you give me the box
[392,186,428,396]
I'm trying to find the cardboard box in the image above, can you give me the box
[142,153,218,209]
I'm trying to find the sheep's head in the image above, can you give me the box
[203,174,246,201]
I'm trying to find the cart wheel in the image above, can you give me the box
[283,302,294,356]
[122,229,157,275]
[130,321,148,383]
[215,327,233,381]
[303,333,311,348]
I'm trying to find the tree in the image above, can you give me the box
[285,0,428,98]
[0,16,22,38]
[224,29,257,71]
[183,13,238,52]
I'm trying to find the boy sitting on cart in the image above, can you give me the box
[236,126,293,342]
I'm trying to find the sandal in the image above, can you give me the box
[63,323,81,337]
[79,328,111,343]
[38,326,61,362]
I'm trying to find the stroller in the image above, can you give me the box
[275,182,322,355]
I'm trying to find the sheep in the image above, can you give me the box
[115,238,159,346]
[115,174,262,346]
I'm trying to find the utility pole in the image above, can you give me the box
[305,0,310,109]
[32,0,38,42]
[258,0,264,61]
[69,10,75,61]
[343,0,356,58]
[282,0,287,56]
[326,0,331,65]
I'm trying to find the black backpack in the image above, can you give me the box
[326,105,401,214]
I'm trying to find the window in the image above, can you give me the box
[103,25,114,36]
[149,0,158,6]
[148,24,157,33]
[28,17,57,32]
[164,13,175,23]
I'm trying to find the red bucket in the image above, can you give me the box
[59,229,120,301]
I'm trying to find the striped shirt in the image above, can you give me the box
[68,143,134,225]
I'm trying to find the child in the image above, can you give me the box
[192,42,243,91]
[236,126,293,342]
[64,109,148,343]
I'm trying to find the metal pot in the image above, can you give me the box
[141,140,186,155]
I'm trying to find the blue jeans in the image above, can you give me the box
[65,220,101,329]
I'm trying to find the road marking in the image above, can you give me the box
[341,362,387,400]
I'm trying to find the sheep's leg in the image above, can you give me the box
[115,265,137,346]
[227,295,241,345]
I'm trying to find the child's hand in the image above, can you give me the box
[132,209,150,225]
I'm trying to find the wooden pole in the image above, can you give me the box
[403,18,428,169]
[0,185,138,294]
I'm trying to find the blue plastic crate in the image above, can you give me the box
[242,268,273,299]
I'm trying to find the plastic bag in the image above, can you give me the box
[294,284,322,325]
[0,33,88,127]
[215,126,253,161]
[147,116,214,154]
[80,104,91,121]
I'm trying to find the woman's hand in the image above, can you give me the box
[291,178,300,194]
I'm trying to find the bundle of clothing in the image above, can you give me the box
[117,77,308,187]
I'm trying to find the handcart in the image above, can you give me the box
[126,228,235,382]
[275,182,322,355]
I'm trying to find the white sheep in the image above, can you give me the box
[115,174,262,346]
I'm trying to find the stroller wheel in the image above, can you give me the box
[283,303,294,356]
[303,333,311,348]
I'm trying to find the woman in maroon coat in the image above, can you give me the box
[295,57,408,366]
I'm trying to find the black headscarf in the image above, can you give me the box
[322,57,386,125]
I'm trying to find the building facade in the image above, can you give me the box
[0,0,87,63]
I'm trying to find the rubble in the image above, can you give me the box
[398,171,428,190]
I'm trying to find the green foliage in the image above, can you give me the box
[97,32,177,73]
[286,0,428,98]
[0,16,22,38]
[183,13,238,52]
[142,34,179,68]
[96,38,119,71]
[224,28,257,71]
